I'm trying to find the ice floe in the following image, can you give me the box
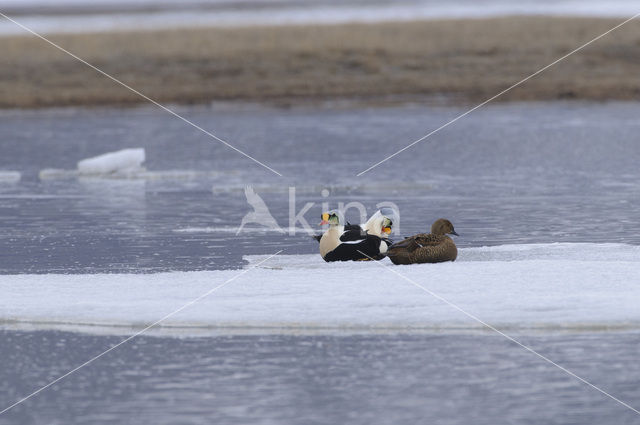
[173,226,315,235]
[39,168,224,181]
[38,148,225,181]
[39,148,146,180]
[1,243,639,335]
[77,148,145,175]
[0,171,21,183]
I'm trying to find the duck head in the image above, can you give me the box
[431,218,459,236]
[363,209,395,236]
[319,210,344,226]
[381,216,393,235]
[379,207,397,235]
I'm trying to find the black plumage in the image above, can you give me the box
[322,228,391,262]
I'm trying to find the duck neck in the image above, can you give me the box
[320,224,345,257]
[367,217,384,236]
[327,224,344,235]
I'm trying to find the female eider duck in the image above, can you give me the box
[387,218,459,265]
[318,210,392,262]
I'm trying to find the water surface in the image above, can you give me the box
[1,102,639,273]
[2,330,640,425]
[2,101,640,424]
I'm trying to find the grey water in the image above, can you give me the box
[2,101,640,424]
[1,101,640,273]
[1,330,640,425]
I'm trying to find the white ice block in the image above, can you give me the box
[77,148,145,175]
[0,171,21,183]
[39,168,78,180]
[2,243,640,335]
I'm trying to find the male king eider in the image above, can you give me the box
[313,207,395,242]
[361,207,396,238]
[318,210,392,262]
[387,218,459,265]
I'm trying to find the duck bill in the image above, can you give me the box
[450,230,459,236]
[319,213,330,225]
[319,220,329,225]
[382,226,392,234]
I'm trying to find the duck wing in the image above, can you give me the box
[410,234,457,263]
[339,227,369,242]
[389,234,431,252]
[322,229,388,262]
[412,234,446,247]
[344,224,363,233]
[388,234,435,265]
[314,224,362,243]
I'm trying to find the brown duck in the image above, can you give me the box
[387,219,459,265]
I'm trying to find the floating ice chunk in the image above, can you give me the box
[2,243,640,336]
[139,170,223,181]
[173,226,315,234]
[77,148,145,175]
[39,167,222,181]
[0,171,21,183]
[39,168,79,180]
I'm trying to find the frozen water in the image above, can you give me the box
[461,242,640,262]
[38,168,79,180]
[0,171,20,183]
[77,148,145,175]
[2,243,639,335]
[39,168,224,181]
[39,148,225,181]
[173,226,315,234]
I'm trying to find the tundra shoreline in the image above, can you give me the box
[1,16,639,109]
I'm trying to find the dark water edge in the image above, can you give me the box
[1,329,639,425]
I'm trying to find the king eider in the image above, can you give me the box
[313,207,395,242]
[318,210,392,262]
[387,218,459,265]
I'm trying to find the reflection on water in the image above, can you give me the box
[2,102,640,273]
[1,330,639,425]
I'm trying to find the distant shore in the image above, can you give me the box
[1,16,639,109]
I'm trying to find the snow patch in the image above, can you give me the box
[0,171,21,183]
[77,148,145,175]
[39,168,223,181]
[173,226,315,235]
[38,168,79,180]
[2,243,640,335]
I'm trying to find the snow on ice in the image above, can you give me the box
[1,243,639,335]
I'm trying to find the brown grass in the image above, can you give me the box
[1,16,640,108]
